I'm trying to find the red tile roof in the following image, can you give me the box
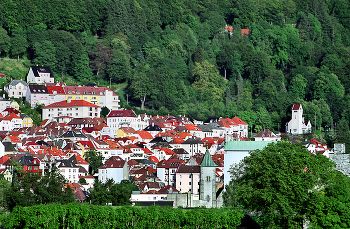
[137,131,153,139]
[4,113,21,120]
[241,29,250,37]
[232,116,248,125]
[292,104,301,110]
[3,108,20,114]
[107,110,136,118]
[44,100,99,108]
[46,85,65,94]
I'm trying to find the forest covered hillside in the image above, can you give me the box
[1,0,350,133]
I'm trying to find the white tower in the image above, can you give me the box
[199,150,217,208]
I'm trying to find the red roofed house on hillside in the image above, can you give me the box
[0,113,23,131]
[286,104,312,134]
[42,99,101,120]
[46,85,66,104]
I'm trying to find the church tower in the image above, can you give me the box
[199,150,217,208]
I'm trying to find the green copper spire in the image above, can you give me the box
[200,149,216,167]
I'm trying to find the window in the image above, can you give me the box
[206,176,210,182]
[69,169,71,173]
[76,108,78,110]
[189,182,191,185]
[89,113,92,116]
[90,107,92,111]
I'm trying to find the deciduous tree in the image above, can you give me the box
[224,141,344,228]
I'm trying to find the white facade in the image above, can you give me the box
[107,110,143,137]
[176,169,200,194]
[0,99,10,112]
[42,100,101,120]
[5,80,28,98]
[286,104,312,134]
[27,66,54,84]
[59,166,80,183]
[26,85,49,108]
[101,90,120,110]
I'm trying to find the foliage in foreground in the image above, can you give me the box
[2,203,244,229]
[4,164,75,212]
[87,179,139,206]
[224,141,350,228]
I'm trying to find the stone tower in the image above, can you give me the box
[199,150,217,208]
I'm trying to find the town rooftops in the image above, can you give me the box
[107,110,136,118]
[30,66,53,77]
[43,100,99,108]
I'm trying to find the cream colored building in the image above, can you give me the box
[42,99,101,120]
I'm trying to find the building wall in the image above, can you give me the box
[0,100,10,112]
[6,82,27,98]
[200,166,216,208]
[42,106,101,120]
[27,69,54,84]
[176,172,200,194]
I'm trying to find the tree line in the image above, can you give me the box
[1,0,350,135]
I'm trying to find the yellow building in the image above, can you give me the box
[116,127,136,138]
[20,113,33,127]
[10,101,20,110]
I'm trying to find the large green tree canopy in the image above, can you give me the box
[1,0,350,131]
[224,141,350,228]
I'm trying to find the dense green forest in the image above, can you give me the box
[1,0,350,133]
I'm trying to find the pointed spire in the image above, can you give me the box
[200,150,216,167]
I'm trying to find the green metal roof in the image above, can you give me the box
[224,141,276,151]
[200,150,216,167]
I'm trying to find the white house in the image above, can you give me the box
[0,113,23,131]
[26,85,49,108]
[58,160,80,183]
[42,99,101,120]
[98,156,129,183]
[286,104,312,134]
[107,110,139,137]
[27,66,54,84]
[4,80,28,98]
[47,84,66,104]
[254,129,281,141]
[0,97,11,112]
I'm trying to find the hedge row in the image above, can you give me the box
[2,203,244,228]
